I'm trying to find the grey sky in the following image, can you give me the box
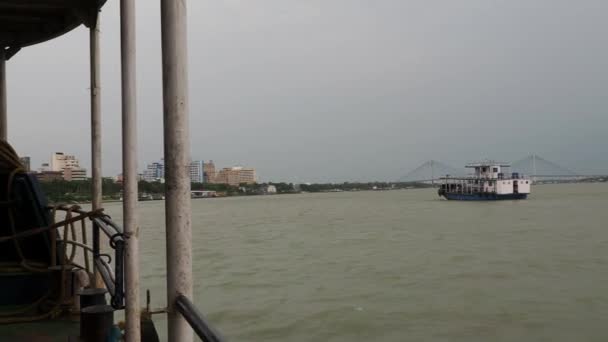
[7,0,608,182]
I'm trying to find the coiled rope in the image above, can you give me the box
[0,140,104,323]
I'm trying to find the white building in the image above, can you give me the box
[50,152,80,171]
[190,160,204,183]
[49,152,87,181]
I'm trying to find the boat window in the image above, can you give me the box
[493,167,498,172]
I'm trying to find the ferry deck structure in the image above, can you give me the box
[438,162,531,201]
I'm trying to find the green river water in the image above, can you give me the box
[104,183,608,341]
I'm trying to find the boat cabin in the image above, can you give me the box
[466,162,511,179]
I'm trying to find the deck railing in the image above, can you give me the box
[175,295,225,342]
[52,205,125,309]
[55,206,226,340]
[55,205,225,340]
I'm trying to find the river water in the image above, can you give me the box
[105,183,608,341]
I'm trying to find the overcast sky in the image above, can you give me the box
[7,0,608,182]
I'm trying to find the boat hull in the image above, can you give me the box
[440,192,528,201]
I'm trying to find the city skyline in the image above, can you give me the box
[6,0,608,182]
[140,158,257,186]
[18,150,605,184]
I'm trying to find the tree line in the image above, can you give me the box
[38,179,298,203]
[38,179,430,203]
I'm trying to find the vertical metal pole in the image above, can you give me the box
[532,154,537,184]
[90,18,102,288]
[120,0,141,339]
[113,239,125,309]
[161,1,193,341]
[90,21,102,209]
[0,48,6,141]
[92,221,100,266]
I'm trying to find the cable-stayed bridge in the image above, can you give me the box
[399,155,606,183]
[399,160,463,184]
[510,155,576,178]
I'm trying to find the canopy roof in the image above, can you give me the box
[465,161,511,168]
[0,0,106,52]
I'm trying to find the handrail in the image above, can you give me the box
[175,295,225,342]
[51,205,126,309]
[95,258,116,296]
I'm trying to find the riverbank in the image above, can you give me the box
[39,179,432,203]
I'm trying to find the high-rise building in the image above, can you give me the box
[143,160,164,182]
[49,152,87,181]
[203,160,216,183]
[19,156,31,172]
[190,160,204,183]
[215,166,256,186]
[50,152,80,171]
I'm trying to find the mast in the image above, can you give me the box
[532,154,537,183]
[431,160,434,185]
[161,0,193,340]
[120,0,141,339]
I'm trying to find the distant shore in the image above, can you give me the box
[42,178,605,205]
[41,180,433,204]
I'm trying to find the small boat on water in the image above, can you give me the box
[438,161,531,200]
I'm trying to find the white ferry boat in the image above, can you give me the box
[438,161,531,200]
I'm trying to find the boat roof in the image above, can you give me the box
[440,175,528,180]
[0,0,106,52]
[465,161,510,168]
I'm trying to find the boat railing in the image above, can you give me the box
[175,294,225,342]
[0,202,127,323]
[55,205,225,340]
[51,205,125,309]
[441,174,528,182]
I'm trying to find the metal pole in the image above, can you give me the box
[0,48,6,141]
[532,154,537,184]
[161,1,193,341]
[90,18,102,288]
[90,22,102,209]
[92,220,100,284]
[120,0,141,339]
